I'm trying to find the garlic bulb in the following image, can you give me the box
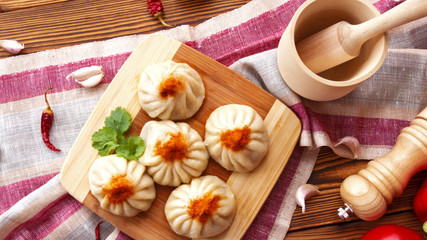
[295,184,320,213]
[0,40,24,54]
[66,66,104,88]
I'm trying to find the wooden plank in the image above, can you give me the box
[60,34,301,240]
[0,0,251,59]
[0,0,68,12]
[286,210,425,239]
[288,147,427,235]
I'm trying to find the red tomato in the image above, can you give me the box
[414,177,427,225]
[360,224,424,240]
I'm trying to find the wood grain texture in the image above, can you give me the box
[0,0,69,12]
[339,109,427,222]
[60,34,301,240]
[287,211,424,239]
[0,0,251,59]
[289,147,427,239]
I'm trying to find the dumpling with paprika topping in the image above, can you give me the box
[88,155,156,217]
[138,120,209,186]
[204,104,269,172]
[137,60,205,120]
[165,175,236,238]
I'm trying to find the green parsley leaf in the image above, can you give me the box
[104,107,132,135]
[116,136,146,160]
[117,135,128,145]
[91,107,146,160]
[91,127,119,156]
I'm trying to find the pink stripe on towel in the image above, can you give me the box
[0,173,58,215]
[5,193,83,240]
[186,0,306,66]
[243,146,304,239]
[309,110,409,145]
[0,53,129,104]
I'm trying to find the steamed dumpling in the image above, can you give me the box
[165,175,236,238]
[88,155,156,217]
[139,120,209,186]
[137,60,205,120]
[204,104,269,172]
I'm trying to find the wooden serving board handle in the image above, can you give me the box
[340,107,427,221]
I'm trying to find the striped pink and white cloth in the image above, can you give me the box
[1,0,426,239]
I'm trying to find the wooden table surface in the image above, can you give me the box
[2,0,426,239]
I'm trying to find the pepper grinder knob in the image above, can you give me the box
[337,203,354,220]
[339,107,427,221]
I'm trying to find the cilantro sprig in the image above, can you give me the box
[91,107,145,160]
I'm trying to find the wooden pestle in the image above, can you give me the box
[339,107,427,221]
[296,0,427,74]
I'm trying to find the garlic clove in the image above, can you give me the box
[333,136,360,159]
[78,73,104,88]
[295,184,320,213]
[0,39,24,54]
[66,66,104,88]
[66,66,103,82]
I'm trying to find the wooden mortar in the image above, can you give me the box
[277,0,388,101]
[297,0,427,74]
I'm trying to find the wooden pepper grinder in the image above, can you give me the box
[338,107,427,221]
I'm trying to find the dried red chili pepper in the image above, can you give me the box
[147,0,174,27]
[41,87,60,152]
[95,220,103,240]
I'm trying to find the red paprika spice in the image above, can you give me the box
[102,174,135,204]
[154,132,188,162]
[413,177,427,233]
[159,75,185,99]
[41,88,60,152]
[147,0,174,27]
[220,125,251,152]
[187,192,221,225]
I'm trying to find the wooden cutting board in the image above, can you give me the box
[60,34,301,240]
